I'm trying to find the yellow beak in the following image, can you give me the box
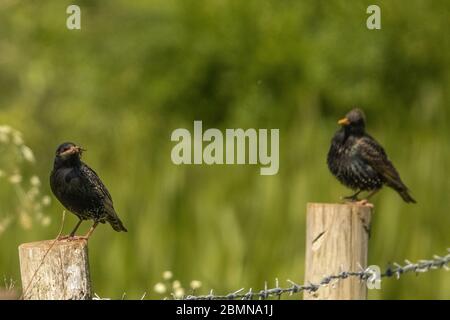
[338,117,350,126]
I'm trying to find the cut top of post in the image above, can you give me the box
[19,239,92,300]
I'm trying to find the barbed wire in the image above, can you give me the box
[184,249,450,300]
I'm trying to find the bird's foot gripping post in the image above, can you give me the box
[342,198,374,208]
[304,203,373,300]
[57,235,89,241]
[19,239,92,300]
[57,220,99,241]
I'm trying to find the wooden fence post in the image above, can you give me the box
[304,203,372,300]
[19,239,92,300]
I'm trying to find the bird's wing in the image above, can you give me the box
[80,164,127,227]
[357,135,404,189]
[81,164,113,204]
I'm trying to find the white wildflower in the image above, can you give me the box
[41,196,51,206]
[19,212,32,230]
[0,125,12,134]
[9,174,22,184]
[41,215,51,226]
[30,175,41,187]
[174,287,185,299]
[172,280,181,289]
[163,271,173,280]
[0,126,11,143]
[21,146,35,163]
[190,280,202,290]
[154,282,167,294]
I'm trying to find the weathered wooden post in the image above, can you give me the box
[304,203,372,300]
[19,239,92,300]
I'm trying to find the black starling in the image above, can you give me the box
[327,109,416,204]
[50,142,127,239]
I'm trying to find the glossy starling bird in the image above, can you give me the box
[50,142,127,239]
[327,109,416,204]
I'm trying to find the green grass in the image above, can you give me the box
[0,0,449,299]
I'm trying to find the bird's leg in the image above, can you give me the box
[81,221,99,240]
[58,219,83,240]
[69,219,83,237]
[342,190,362,202]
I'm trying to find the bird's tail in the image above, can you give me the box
[397,188,416,203]
[108,217,128,232]
[387,177,416,204]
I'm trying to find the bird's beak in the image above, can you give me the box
[60,145,85,157]
[338,117,350,126]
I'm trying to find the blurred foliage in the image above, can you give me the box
[0,0,449,299]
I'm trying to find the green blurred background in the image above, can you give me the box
[0,0,449,299]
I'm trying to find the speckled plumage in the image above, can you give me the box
[50,142,127,236]
[327,109,416,203]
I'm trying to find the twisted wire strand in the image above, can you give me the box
[184,250,450,300]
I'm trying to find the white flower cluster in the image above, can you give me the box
[0,125,51,234]
[153,270,202,299]
[0,125,33,162]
